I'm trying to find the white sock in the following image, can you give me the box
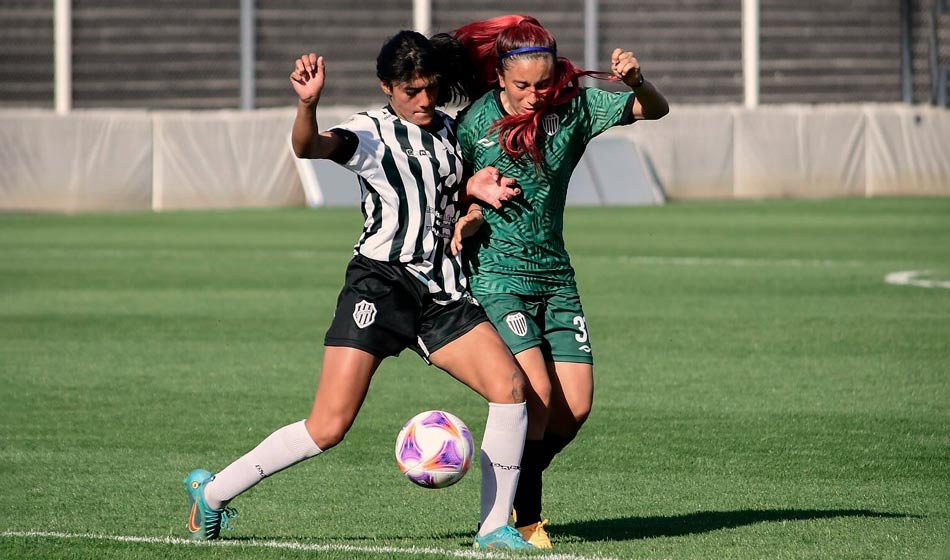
[203,420,321,510]
[477,402,528,536]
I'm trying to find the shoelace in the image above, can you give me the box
[532,519,551,544]
[220,507,238,531]
[496,525,525,541]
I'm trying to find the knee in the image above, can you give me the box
[527,374,552,405]
[305,417,350,450]
[548,402,592,438]
[572,402,592,427]
[484,367,528,404]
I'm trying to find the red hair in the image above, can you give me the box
[453,15,613,166]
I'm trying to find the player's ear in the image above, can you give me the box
[495,69,506,90]
[380,81,393,97]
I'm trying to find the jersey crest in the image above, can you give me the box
[541,113,560,136]
[505,312,528,337]
[353,300,377,329]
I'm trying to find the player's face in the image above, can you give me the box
[382,75,439,127]
[497,56,554,115]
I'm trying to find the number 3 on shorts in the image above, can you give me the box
[573,316,588,343]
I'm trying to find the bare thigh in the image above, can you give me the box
[513,346,553,439]
[428,322,526,404]
[305,346,383,449]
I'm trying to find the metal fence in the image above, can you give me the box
[1,0,948,110]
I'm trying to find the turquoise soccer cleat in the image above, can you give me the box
[473,524,534,550]
[183,468,237,540]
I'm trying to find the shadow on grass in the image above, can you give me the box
[553,509,916,542]
[222,509,917,544]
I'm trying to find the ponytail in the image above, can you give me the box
[428,33,476,106]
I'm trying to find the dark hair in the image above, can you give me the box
[376,30,474,106]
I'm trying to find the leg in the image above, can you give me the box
[510,347,553,531]
[515,347,552,440]
[509,361,592,549]
[513,288,595,547]
[545,360,594,439]
[189,347,381,540]
[305,346,382,448]
[428,323,531,548]
[429,321,525,403]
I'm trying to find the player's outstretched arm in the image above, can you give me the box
[611,48,669,121]
[290,53,344,159]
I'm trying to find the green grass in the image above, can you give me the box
[1,198,948,560]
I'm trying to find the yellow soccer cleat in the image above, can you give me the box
[517,519,552,549]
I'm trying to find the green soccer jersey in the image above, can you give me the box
[456,87,636,295]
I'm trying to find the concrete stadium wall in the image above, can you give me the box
[619,104,950,199]
[1,104,948,213]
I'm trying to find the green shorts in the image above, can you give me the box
[477,288,593,364]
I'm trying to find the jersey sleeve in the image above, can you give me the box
[453,107,478,178]
[332,113,381,177]
[325,128,358,164]
[454,107,476,160]
[580,87,637,142]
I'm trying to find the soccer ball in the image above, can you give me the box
[395,410,475,489]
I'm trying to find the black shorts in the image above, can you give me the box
[324,254,488,361]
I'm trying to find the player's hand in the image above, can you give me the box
[611,48,642,87]
[290,53,326,106]
[450,206,484,256]
[465,166,520,210]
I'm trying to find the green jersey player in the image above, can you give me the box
[450,15,669,548]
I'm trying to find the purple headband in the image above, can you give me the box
[499,46,556,59]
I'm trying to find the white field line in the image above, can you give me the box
[582,255,866,268]
[0,248,340,259]
[0,530,632,560]
[884,270,950,289]
[1,248,865,268]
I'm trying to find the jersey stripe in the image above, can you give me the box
[336,108,467,302]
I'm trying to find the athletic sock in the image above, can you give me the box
[203,420,322,510]
[540,432,572,469]
[512,439,544,527]
[512,431,574,527]
[477,402,527,537]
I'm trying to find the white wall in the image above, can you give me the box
[2,104,948,213]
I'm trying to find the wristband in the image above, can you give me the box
[629,73,645,89]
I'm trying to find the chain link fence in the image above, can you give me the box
[1,0,948,109]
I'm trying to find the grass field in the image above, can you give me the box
[1,198,948,560]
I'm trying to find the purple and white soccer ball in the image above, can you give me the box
[395,410,475,489]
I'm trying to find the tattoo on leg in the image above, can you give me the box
[511,371,525,402]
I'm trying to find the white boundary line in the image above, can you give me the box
[0,530,630,560]
[884,270,950,289]
[586,255,866,268]
[2,249,868,268]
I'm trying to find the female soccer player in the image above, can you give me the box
[449,15,670,548]
[183,30,533,550]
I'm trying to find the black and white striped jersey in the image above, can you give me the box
[333,106,467,303]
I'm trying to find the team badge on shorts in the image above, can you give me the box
[505,312,528,337]
[541,113,560,136]
[352,300,377,329]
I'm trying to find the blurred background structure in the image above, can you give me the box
[2,0,949,109]
[1,1,949,211]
